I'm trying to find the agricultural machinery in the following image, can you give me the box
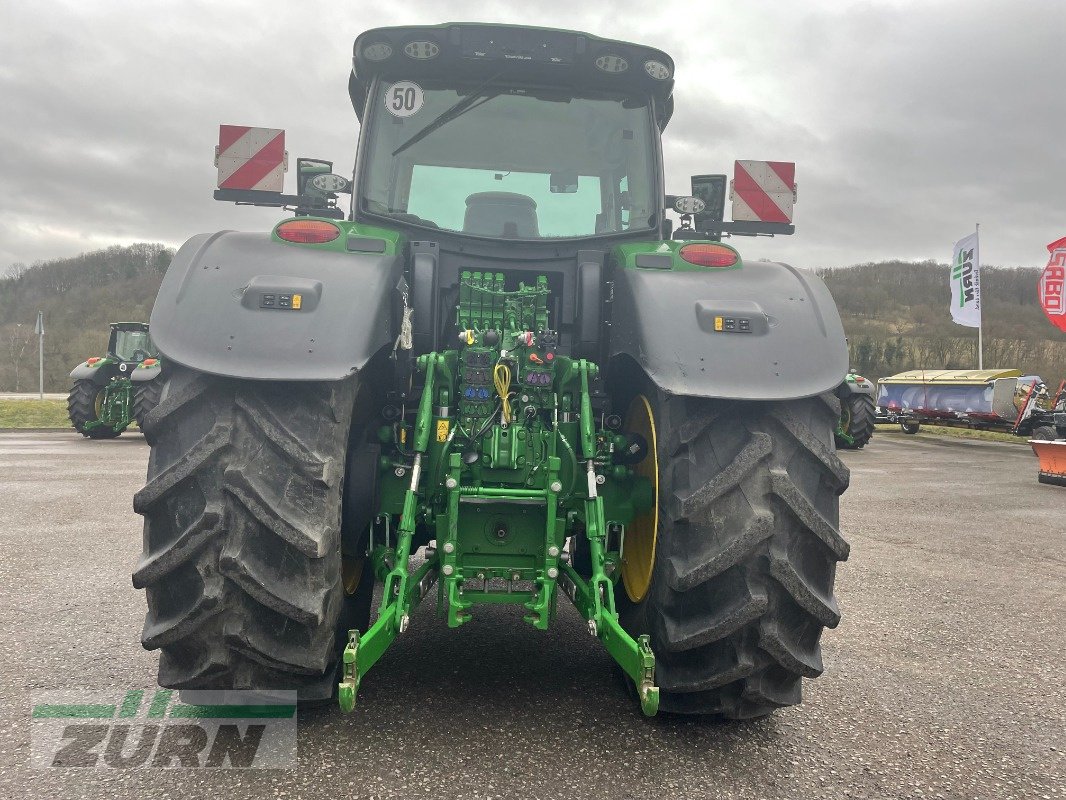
[134,23,850,719]
[68,322,162,438]
[1029,381,1066,486]
[834,373,876,449]
[876,369,1065,439]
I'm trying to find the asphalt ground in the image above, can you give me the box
[0,428,1062,799]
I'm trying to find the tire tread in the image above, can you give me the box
[640,393,849,718]
[135,365,358,698]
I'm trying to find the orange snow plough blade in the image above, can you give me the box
[1030,439,1066,486]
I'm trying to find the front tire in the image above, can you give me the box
[67,379,121,439]
[133,365,361,700]
[901,419,920,434]
[619,392,850,718]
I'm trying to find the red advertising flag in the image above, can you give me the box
[1039,237,1066,333]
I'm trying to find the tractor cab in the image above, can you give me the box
[107,322,159,366]
[348,24,675,247]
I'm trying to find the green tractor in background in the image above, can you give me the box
[834,372,876,449]
[68,322,163,438]
[135,23,851,719]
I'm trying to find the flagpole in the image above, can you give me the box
[35,310,44,400]
[976,223,983,370]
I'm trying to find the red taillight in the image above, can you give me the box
[87,357,101,365]
[143,358,158,366]
[276,219,340,244]
[679,243,739,268]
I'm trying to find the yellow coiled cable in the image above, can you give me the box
[493,363,512,424]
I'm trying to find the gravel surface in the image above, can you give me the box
[1,428,1062,799]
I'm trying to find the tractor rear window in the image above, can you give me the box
[359,83,658,240]
[112,330,157,362]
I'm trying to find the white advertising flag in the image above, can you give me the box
[950,231,981,328]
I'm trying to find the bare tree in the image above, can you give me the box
[6,324,31,392]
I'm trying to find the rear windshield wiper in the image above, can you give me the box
[392,73,505,157]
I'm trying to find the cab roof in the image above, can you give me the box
[349,23,675,130]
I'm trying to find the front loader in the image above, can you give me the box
[135,23,850,719]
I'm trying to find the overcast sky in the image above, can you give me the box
[1,0,1062,272]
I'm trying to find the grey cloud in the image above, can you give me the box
[1,0,1062,271]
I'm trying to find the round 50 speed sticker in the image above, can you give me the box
[385,81,424,117]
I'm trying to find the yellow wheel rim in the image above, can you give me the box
[621,394,658,603]
[840,403,852,430]
[93,389,105,418]
[342,557,365,595]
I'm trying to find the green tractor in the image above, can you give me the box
[135,24,850,719]
[834,372,876,449]
[68,322,163,438]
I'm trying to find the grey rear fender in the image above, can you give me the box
[610,260,848,401]
[131,363,162,382]
[837,377,875,397]
[69,361,96,381]
[69,360,116,384]
[150,231,403,380]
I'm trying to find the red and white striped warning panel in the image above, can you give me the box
[215,125,287,191]
[730,160,796,223]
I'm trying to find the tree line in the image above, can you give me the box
[1,248,1063,392]
[818,261,1066,383]
[1,244,172,392]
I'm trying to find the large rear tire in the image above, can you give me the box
[132,379,162,432]
[837,393,876,449]
[133,365,362,700]
[67,379,121,439]
[619,392,850,718]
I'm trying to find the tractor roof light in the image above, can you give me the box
[679,243,740,268]
[276,219,341,244]
[403,40,439,60]
[362,42,393,62]
[594,54,628,74]
[644,60,671,80]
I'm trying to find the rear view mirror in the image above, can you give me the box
[690,174,727,234]
[549,171,579,193]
